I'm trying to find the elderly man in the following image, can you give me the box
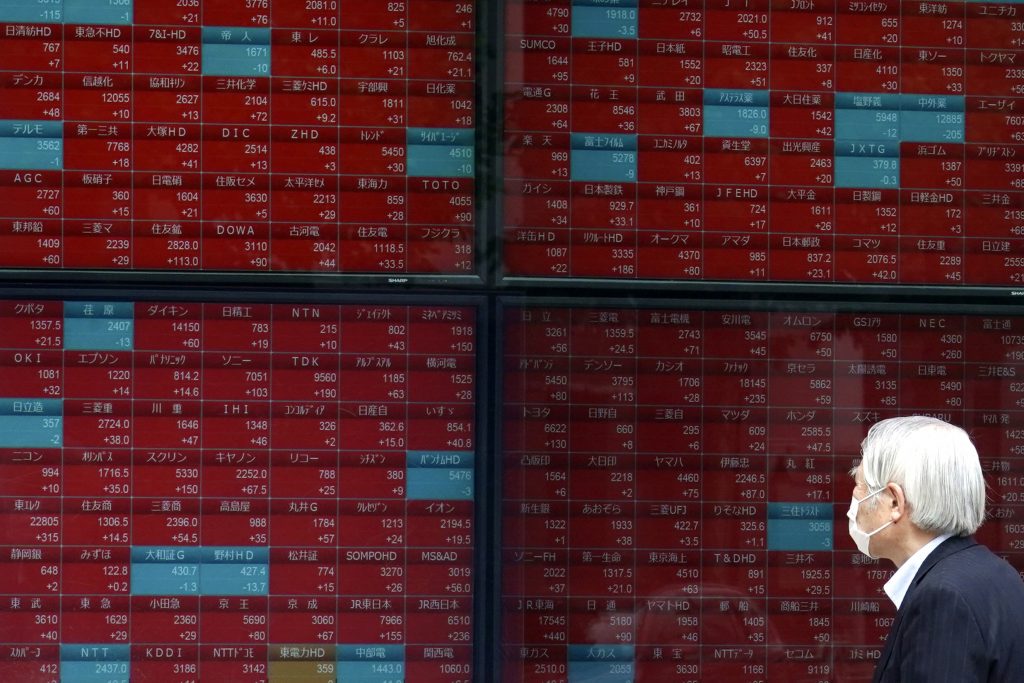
[848,415,1024,682]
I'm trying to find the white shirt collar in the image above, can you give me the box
[883,533,953,609]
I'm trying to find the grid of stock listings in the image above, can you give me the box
[1,1,1024,682]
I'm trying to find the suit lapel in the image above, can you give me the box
[870,536,977,683]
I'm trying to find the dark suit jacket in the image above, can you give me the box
[872,535,1024,682]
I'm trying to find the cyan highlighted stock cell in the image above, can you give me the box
[703,89,770,139]
[202,27,271,76]
[63,301,133,351]
[407,128,475,178]
[0,120,62,171]
[834,92,902,142]
[406,451,474,500]
[60,645,130,683]
[0,398,61,447]
[572,0,638,38]
[900,94,964,143]
[568,645,634,683]
[0,0,62,23]
[766,503,833,551]
[834,140,899,189]
[338,645,405,682]
[0,0,132,24]
[131,547,270,596]
[64,0,133,24]
[570,133,637,182]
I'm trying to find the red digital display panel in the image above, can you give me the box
[0,298,476,682]
[502,303,1024,682]
[0,2,476,275]
[503,1,1024,285]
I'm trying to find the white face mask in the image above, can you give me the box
[847,487,893,559]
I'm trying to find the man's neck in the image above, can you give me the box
[889,526,941,568]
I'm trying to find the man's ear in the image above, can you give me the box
[886,482,907,522]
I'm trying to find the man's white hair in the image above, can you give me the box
[859,415,985,536]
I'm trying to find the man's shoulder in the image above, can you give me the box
[919,537,1024,602]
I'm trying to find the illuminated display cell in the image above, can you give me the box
[0,1,477,275]
[501,303,1024,683]
[0,298,477,683]
[503,0,1024,285]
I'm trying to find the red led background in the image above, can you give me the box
[0,1,476,274]
[503,0,1024,285]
